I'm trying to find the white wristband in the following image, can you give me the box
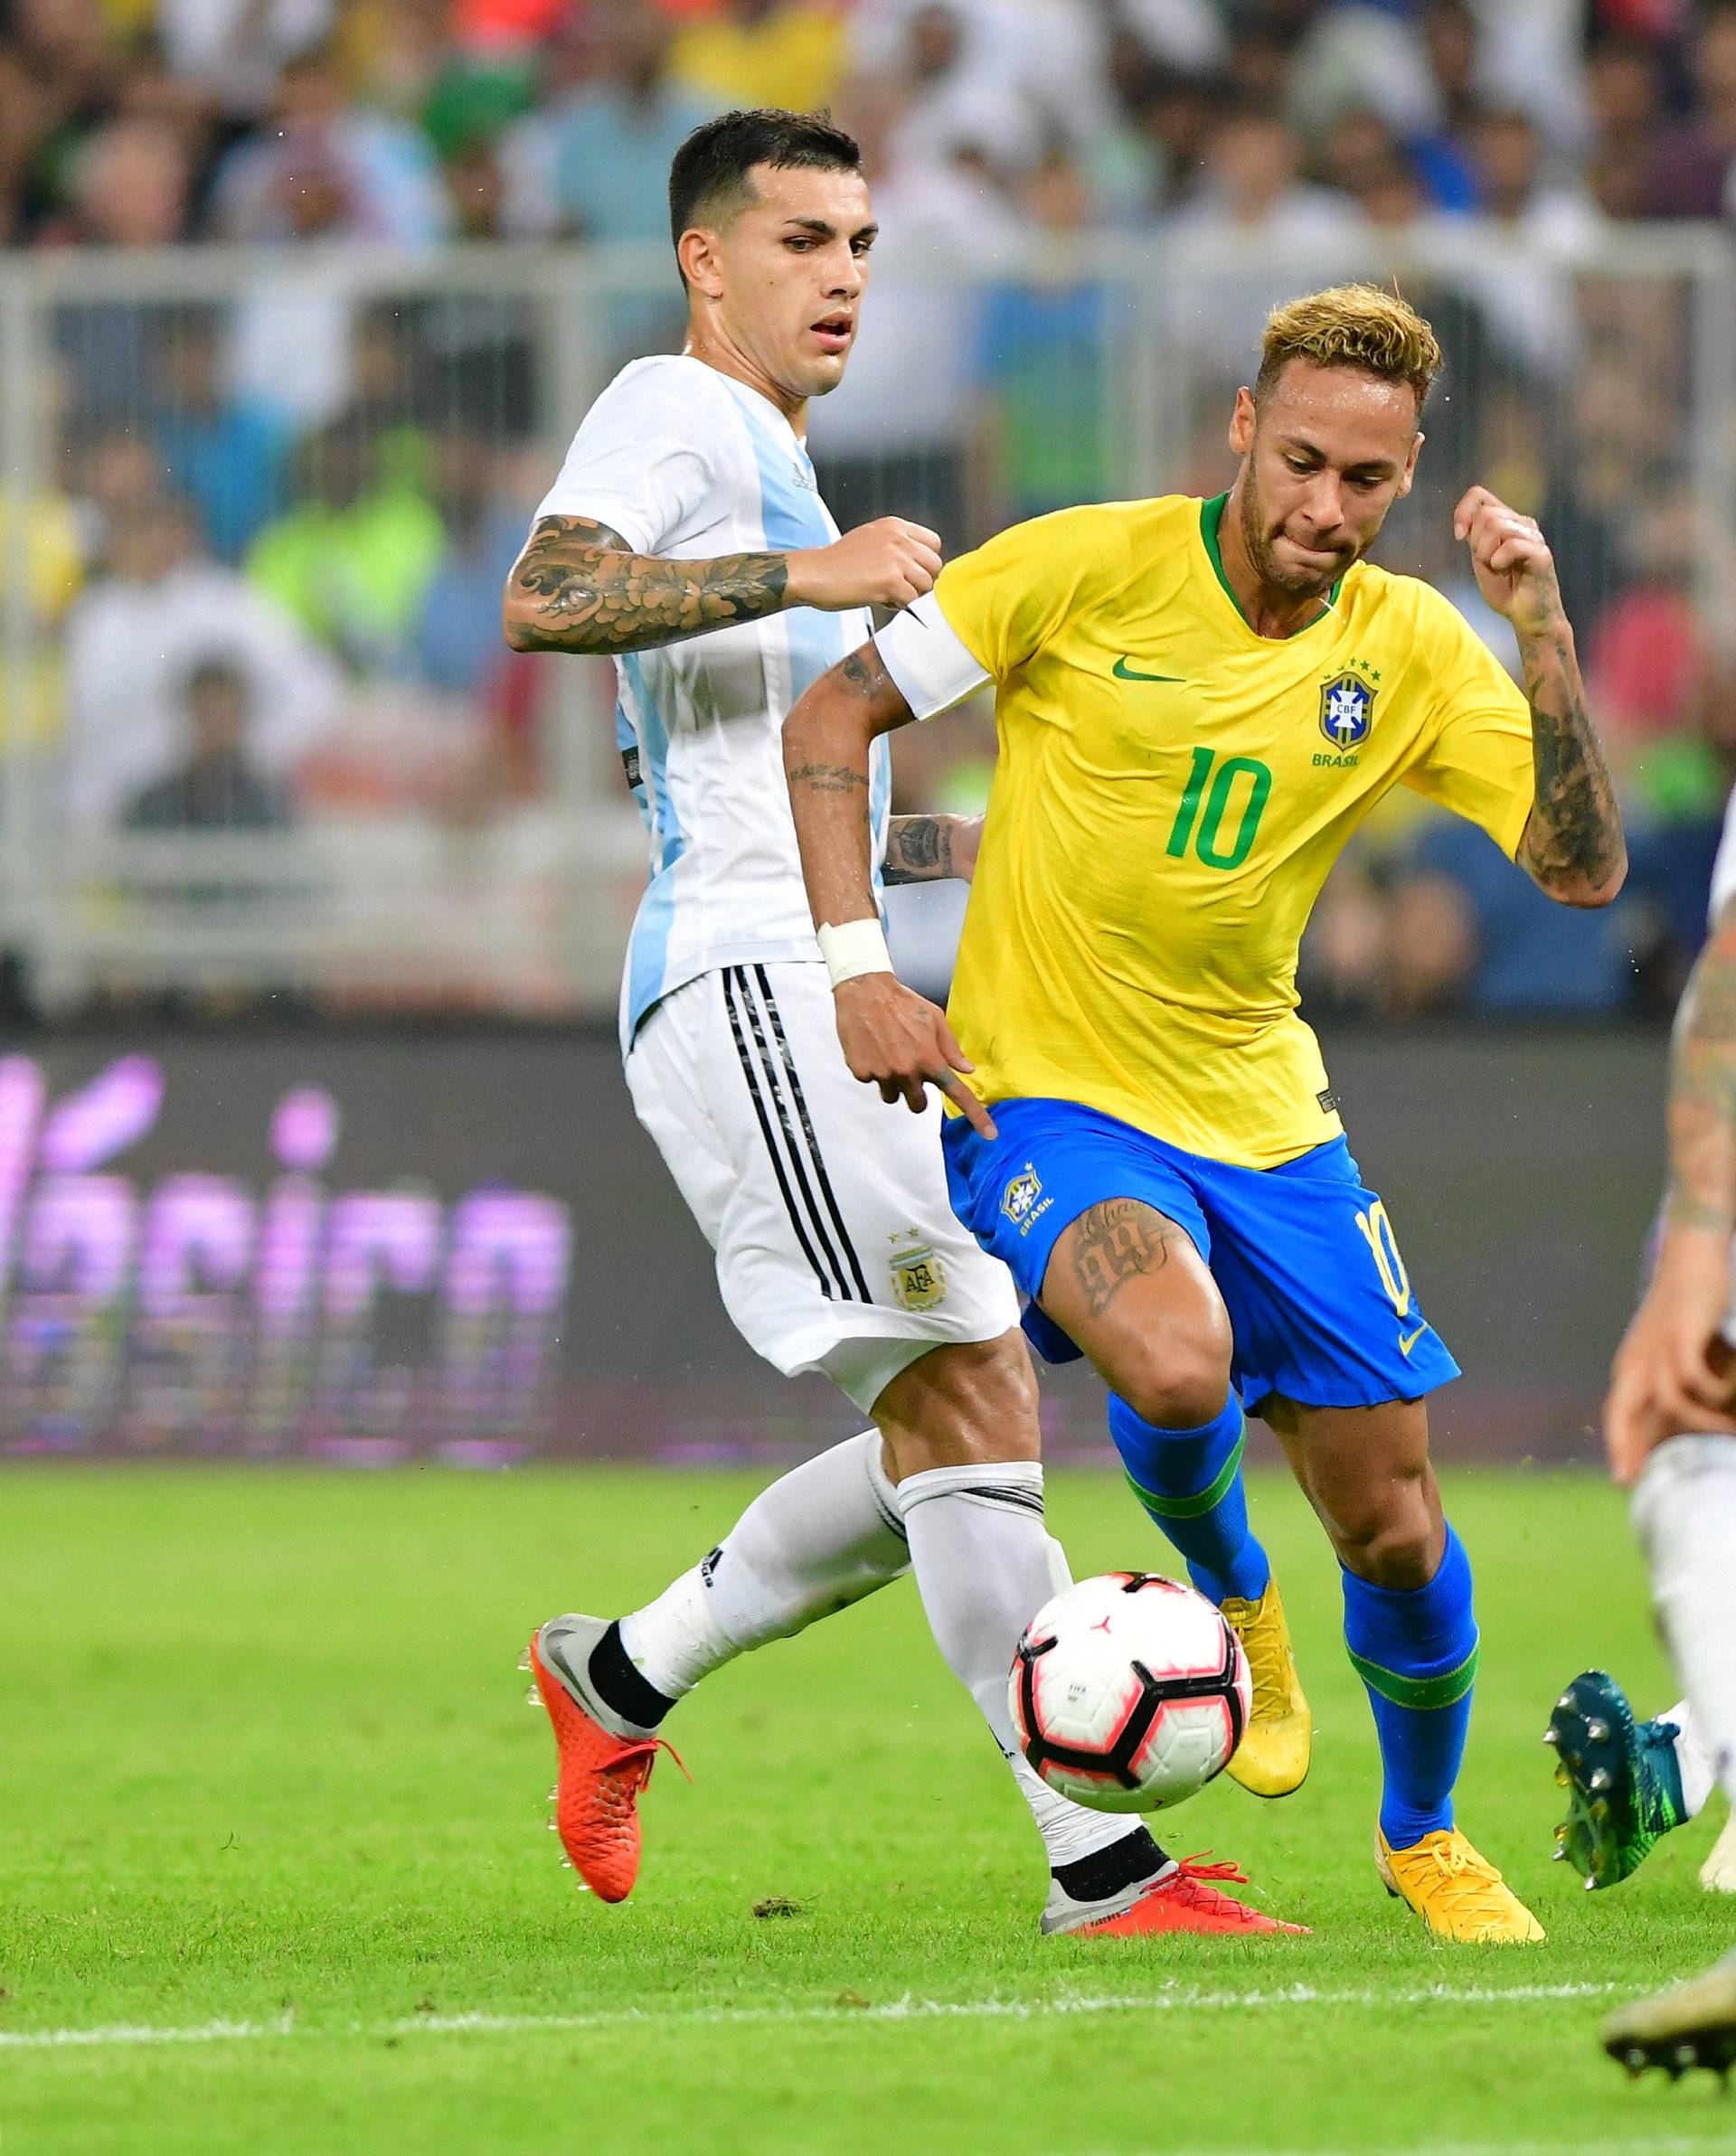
[817,918,894,990]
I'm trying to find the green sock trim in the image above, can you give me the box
[1122,1422,1244,1521]
[1347,1637,1480,1712]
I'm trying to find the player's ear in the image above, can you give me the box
[1396,428,1424,499]
[677,225,725,302]
[1228,386,1256,456]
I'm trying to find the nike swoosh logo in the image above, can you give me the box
[539,1635,592,1708]
[1112,655,1186,683]
[1399,1324,1429,1358]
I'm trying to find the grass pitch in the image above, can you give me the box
[3,1464,1732,2156]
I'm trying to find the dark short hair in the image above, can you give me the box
[668,108,862,255]
[184,654,250,698]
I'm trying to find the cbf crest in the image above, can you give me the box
[1000,1164,1052,1238]
[889,1229,948,1312]
[1319,672,1376,752]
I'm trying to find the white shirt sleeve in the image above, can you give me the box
[533,361,718,557]
[873,590,991,720]
[1710,786,1736,927]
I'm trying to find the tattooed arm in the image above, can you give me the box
[785,641,914,932]
[1513,615,1626,906]
[784,640,995,1135]
[882,814,984,884]
[1665,901,1736,1238]
[1605,899,1736,1479]
[504,516,788,655]
[502,513,944,657]
[1452,485,1626,908]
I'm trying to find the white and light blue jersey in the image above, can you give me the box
[1711,786,1736,928]
[534,354,888,1052]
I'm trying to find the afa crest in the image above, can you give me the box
[1319,672,1376,752]
[889,1233,948,1312]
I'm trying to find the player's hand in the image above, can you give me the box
[833,973,997,1139]
[788,519,943,613]
[1604,1226,1736,1484]
[1453,486,1566,637]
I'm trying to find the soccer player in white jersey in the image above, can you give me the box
[1566,785,1736,2076]
[501,108,1293,1938]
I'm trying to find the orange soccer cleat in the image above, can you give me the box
[527,1615,685,1904]
[1056,1853,1309,1938]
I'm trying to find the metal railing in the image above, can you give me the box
[0,226,1727,1013]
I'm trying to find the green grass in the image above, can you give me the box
[2,1464,1731,2156]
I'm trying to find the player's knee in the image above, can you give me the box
[873,1330,1040,1467]
[1336,1486,1440,1590]
[1113,1339,1233,1435]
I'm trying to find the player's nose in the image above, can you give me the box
[1305,474,1347,534]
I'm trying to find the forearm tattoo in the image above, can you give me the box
[787,762,867,795]
[1068,1200,1179,1318]
[1516,622,1624,895]
[882,815,954,884]
[837,645,891,700]
[1665,917,1736,1236]
[787,645,910,808]
[506,515,789,654]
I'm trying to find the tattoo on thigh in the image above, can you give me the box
[1069,1200,1175,1316]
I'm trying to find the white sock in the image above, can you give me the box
[899,1460,1134,1870]
[618,1429,909,1700]
[1655,1699,1717,1820]
[1632,1434,1736,1805]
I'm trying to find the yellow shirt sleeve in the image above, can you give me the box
[932,507,1132,681]
[1400,587,1536,860]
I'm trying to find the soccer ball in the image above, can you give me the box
[1009,1572,1250,1813]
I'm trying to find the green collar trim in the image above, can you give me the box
[1200,492,1344,637]
[1200,493,1247,623]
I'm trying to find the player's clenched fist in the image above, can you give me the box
[1604,1229,1736,1484]
[834,973,999,1139]
[788,518,943,613]
[1452,485,1565,636]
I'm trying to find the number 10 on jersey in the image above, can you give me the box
[1166,748,1273,871]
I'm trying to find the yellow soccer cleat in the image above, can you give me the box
[1220,1576,1311,1797]
[1376,1827,1546,1944]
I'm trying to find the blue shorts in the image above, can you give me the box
[942,1098,1459,1413]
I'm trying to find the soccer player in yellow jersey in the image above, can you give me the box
[781,285,1627,1944]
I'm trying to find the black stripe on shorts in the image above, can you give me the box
[722,966,857,1302]
[750,964,873,1303]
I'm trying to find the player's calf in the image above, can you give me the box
[1103,1390,1309,1798]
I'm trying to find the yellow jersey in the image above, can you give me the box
[930,493,1536,1169]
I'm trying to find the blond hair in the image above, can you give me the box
[1257,284,1442,410]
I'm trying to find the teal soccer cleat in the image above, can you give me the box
[1545,1670,1690,1889]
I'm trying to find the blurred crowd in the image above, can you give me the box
[5,0,1735,1015]
[4,0,1736,247]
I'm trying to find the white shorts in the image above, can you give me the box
[625,959,1021,1412]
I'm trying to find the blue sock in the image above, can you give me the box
[1106,1390,1271,1606]
[1342,1523,1479,1848]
